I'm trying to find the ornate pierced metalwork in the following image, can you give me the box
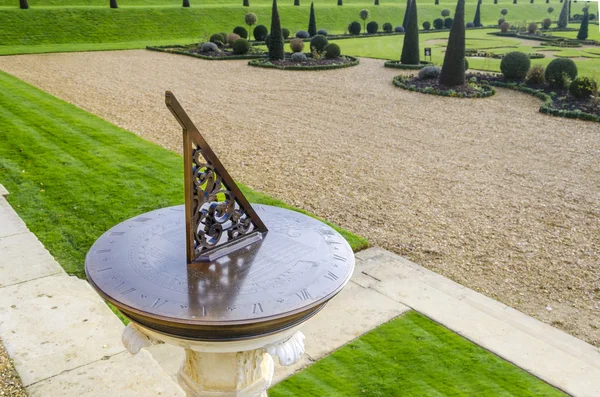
[165,92,268,263]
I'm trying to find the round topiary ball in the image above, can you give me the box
[233,26,248,39]
[394,25,405,32]
[349,21,362,35]
[527,22,537,34]
[290,52,308,62]
[324,43,341,58]
[295,30,310,39]
[569,77,598,99]
[500,52,531,79]
[317,28,328,36]
[498,18,505,26]
[422,21,431,30]
[253,25,268,41]
[210,33,225,45]
[282,28,290,39]
[310,34,329,53]
[433,18,444,29]
[545,58,578,88]
[367,21,379,34]
[200,42,219,52]
[418,65,441,80]
[290,38,305,52]
[466,22,475,28]
[444,17,453,29]
[226,33,240,46]
[383,22,393,32]
[231,38,250,54]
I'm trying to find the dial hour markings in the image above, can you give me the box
[152,298,167,308]
[324,271,339,281]
[296,288,312,301]
[252,303,263,314]
[333,254,347,262]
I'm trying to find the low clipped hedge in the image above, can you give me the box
[146,45,266,60]
[384,60,433,70]
[486,80,599,122]
[392,75,496,98]
[248,56,359,70]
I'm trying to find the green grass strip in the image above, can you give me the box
[270,311,566,397]
[0,70,367,279]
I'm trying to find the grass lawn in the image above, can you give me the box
[270,311,566,397]
[325,28,600,77]
[0,0,596,54]
[0,70,367,279]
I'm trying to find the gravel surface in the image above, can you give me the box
[0,51,598,347]
[0,339,26,397]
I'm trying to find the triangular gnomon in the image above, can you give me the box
[165,92,268,263]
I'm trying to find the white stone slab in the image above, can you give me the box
[358,248,600,397]
[0,197,29,238]
[0,273,126,386]
[27,350,184,397]
[0,232,63,287]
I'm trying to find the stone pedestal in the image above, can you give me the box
[122,323,305,397]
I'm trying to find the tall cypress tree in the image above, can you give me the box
[568,0,571,21]
[19,0,28,8]
[243,0,249,6]
[110,0,118,7]
[375,0,379,4]
[269,0,284,60]
[400,0,420,64]
[439,0,466,86]
[402,0,411,27]
[182,0,189,6]
[577,6,589,39]
[338,0,343,5]
[473,0,481,27]
[308,2,317,36]
[557,0,568,27]
[294,0,299,5]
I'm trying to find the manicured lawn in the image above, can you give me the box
[0,70,367,279]
[270,311,566,397]
[0,0,595,54]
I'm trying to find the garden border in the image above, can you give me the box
[384,60,433,70]
[248,56,359,70]
[392,75,496,98]
[146,45,267,61]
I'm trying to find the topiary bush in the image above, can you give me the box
[569,77,598,99]
[545,58,578,88]
[310,34,329,53]
[226,33,240,45]
[418,65,441,79]
[444,17,453,29]
[254,25,268,41]
[464,58,469,70]
[233,26,248,39]
[200,42,219,52]
[290,52,308,62]
[317,28,328,36]
[466,22,474,28]
[383,22,393,32]
[433,18,444,29]
[542,18,552,29]
[395,25,405,32]
[210,33,226,45]
[525,64,546,84]
[441,8,451,17]
[498,18,505,25]
[295,30,310,38]
[324,43,341,58]
[290,38,305,52]
[349,21,362,35]
[282,28,290,39]
[500,52,531,79]
[500,22,511,32]
[423,21,431,30]
[231,38,250,54]
[367,21,379,33]
[527,22,538,34]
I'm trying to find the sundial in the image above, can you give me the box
[85,92,355,342]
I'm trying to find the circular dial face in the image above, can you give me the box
[85,204,355,325]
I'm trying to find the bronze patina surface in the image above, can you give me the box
[85,204,354,340]
[85,92,355,341]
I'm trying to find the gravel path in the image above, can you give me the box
[0,51,598,347]
[0,339,26,397]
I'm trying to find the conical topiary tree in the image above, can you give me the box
[400,0,420,64]
[182,0,189,6]
[243,0,249,6]
[338,0,343,5]
[110,0,118,7]
[577,6,589,39]
[294,0,299,5]
[308,2,317,36]
[568,0,571,20]
[19,0,29,8]
[269,0,284,60]
[558,0,568,27]
[402,0,411,28]
[473,0,481,27]
[375,0,379,4]
[439,0,466,86]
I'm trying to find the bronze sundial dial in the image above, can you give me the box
[85,92,355,341]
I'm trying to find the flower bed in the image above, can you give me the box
[146,44,267,60]
[384,60,433,70]
[465,49,545,59]
[248,55,359,70]
[392,75,495,98]
[470,73,599,122]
